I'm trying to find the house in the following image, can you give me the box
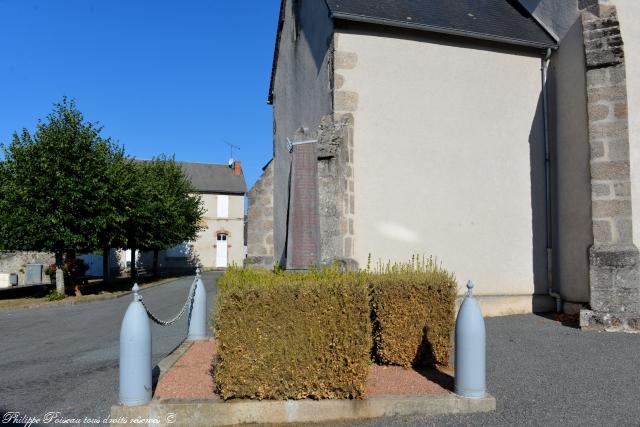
[121,160,247,273]
[246,0,640,329]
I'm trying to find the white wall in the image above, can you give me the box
[336,31,545,298]
[192,193,245,268]
[615,1,640,249]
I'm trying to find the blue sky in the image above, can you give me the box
[0,0,280,189]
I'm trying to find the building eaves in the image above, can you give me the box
[325,0,557,50]
[267,0,558,105]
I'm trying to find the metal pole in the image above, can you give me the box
[454,280,486,399]
[187,268,208,340]
[118,283,152,406]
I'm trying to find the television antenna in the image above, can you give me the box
[224,140,240,161]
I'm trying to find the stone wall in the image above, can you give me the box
[245,161,274,268]
[580,2,640,331]
[0,251,54,285]
[317,113,357,269]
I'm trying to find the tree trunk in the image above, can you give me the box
[130,245,137,282]
[55,250,65,295]
[152,249,159,279]
[102,245,111,285]
[65,250,80,296]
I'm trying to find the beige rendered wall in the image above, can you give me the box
[547,16,592,304]
[191,194,245,268]
[335,31,546,304]
[615,1,640,249]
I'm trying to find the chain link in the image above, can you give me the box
[138,276,198,326]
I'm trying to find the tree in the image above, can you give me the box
[0,98,121,294]
[0,98,205,290]
[124,156,204,279]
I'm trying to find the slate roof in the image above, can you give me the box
[268,0,556,103]
[324,0,557,49]
[178,162,247,195]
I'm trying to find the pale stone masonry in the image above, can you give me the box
[0,252,54,285]
[245,161,274,268]
[580,2,640,331]
[317,114,356,269]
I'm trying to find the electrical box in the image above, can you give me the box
[25,264,43,285]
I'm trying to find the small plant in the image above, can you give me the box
[45,263,57,276]
[47,290,65,301]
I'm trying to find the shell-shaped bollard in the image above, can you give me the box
[119,284,152,406]
[454,280,486,398]
[187,269,208,340]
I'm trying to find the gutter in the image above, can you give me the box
[330,12,558,50]
[542,47,562,313]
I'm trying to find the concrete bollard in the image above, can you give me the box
[119,283,152,406]
[187,268,208,340]
[454,280,486,399]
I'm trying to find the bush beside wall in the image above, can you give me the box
[369,258,457,367]
[214,268,371,400]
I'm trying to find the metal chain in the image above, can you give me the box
[138,276,198,326]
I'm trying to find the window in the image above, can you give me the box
[217,195,229,218]
[217,233,227,241]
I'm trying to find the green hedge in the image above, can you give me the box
[369,257,457,367]
[214,268,371,400]
[213,258,456,400]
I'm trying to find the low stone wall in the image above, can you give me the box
[0,251,55,286]
[245,161,274,268]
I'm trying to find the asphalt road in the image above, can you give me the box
[0,272,219,425]
[3,282,640,427]
[331,314,640,427]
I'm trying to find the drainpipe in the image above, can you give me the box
[542,47,562,313]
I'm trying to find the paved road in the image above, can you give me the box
[331,314,640,427]
[0,272,219,425]
[3,284,640,426]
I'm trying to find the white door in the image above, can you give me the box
[216,233,228,267]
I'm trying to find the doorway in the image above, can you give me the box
[216,233,228,267]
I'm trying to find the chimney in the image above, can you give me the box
[233,160,242,176]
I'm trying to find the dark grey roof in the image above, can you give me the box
[268,0,556,103]
[178,162,247,195]
[325,0,556,49]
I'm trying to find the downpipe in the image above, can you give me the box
[542,47,562,313]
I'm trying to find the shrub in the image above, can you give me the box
[46,290,65,301]
[214,268,371,400]
[369,256,457,368]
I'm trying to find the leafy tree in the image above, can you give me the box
[0,98,121,294]
[0,98,205,289]
[125,156,204,279]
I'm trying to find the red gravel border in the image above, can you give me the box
[154,340,453,400]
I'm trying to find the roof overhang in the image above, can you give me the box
[330,11,558,50]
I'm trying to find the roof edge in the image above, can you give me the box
[267,0,287,105]
[330,11,558,50]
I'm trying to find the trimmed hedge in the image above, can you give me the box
[369,257,457,367]
[214,268,371,400]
